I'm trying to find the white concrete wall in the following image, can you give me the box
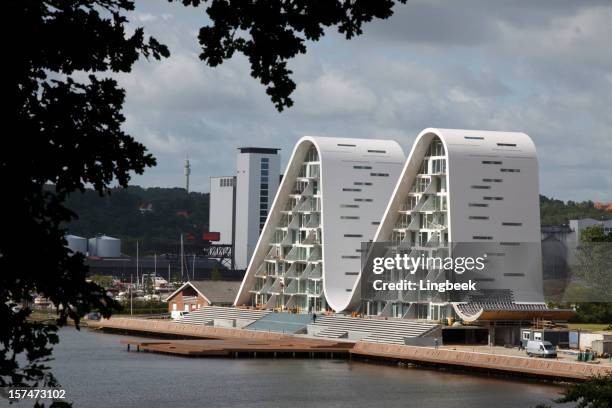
[209,176,235,245]
[315,138,405,311]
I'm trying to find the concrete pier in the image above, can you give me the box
[351,342,612,381]
[89,317,612,381]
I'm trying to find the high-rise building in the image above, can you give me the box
[209,176,236,245]
[234,136,405,312]
[234,148,281,270]
[362,128,547,323]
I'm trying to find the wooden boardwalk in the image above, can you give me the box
[121,338,352,358]
[93,317,612,381]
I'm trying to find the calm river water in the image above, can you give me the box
[39,328,567,408]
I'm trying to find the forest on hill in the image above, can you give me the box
[63,186,209,255]
[61,186,610,254]
[540,195,611,225]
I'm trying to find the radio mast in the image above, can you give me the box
[184,154,191,193]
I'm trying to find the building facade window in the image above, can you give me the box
[259,158,270,231]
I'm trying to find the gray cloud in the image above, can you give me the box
[119,0,611,202]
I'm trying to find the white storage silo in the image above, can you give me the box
[96,235,121,258]
[66,235,87,255]
[88,237,98,256]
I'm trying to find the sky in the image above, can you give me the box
[117,0,612,201]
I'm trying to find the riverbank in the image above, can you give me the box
[88,317,612,381]
[49,327,566,408]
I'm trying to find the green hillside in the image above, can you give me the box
[64,186,209,255]
[60,186,610,255]
[540,195,610,225]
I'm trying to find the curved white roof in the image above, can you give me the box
[235,136,405,312]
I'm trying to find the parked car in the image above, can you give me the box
[525,340,557,358]
[86,312,101,321]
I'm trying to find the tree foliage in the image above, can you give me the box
[64,186,210,255]
[173,0,407,110]
[540,195,611,226]
[4,0,407,399]
[3,0,168,393]
[536,374,612,408]
[566,225,612,322]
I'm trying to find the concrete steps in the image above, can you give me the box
[178,306,271,326]
[245,312,312,334]
[311,315,439,344]
[313,327,349,339]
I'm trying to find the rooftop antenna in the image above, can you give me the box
[184,154,191,193]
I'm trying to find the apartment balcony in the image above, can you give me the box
[307,247,321,263]
[285,246,308,262]
[281,233,294,246]
[399,199,418,213]
[393,214,412,230]
[276,214,291,228]
[284,262,302,278]
[258,278,275,295]
[302,231,319,245]
[281,199,300,213]
[283,279,299,295]
[268,278,283,295]
[298,197,317,212]
[308,264,322,280]
[255,263,268,278]
[307,283,322,297]
[264,246,283,262]
[249,275,268,293]
[298,263,311,280]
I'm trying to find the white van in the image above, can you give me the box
[171,310,189,320]
[525,340,557,358]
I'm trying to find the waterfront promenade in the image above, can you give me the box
[88,317,612,381]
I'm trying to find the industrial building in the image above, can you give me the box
[234,136,405,313]
[208,147,281,270]
[209,176,235,245]
[234,147,281,270]
[65,234,121,258]
[66,234,88,255]
[88,235,122,258]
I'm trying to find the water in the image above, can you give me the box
[37,328,566,407]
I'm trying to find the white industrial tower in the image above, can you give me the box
[184,155,191,193]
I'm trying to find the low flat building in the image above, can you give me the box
[166,280,241,318]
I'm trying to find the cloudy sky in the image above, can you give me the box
[118,0,612,201]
